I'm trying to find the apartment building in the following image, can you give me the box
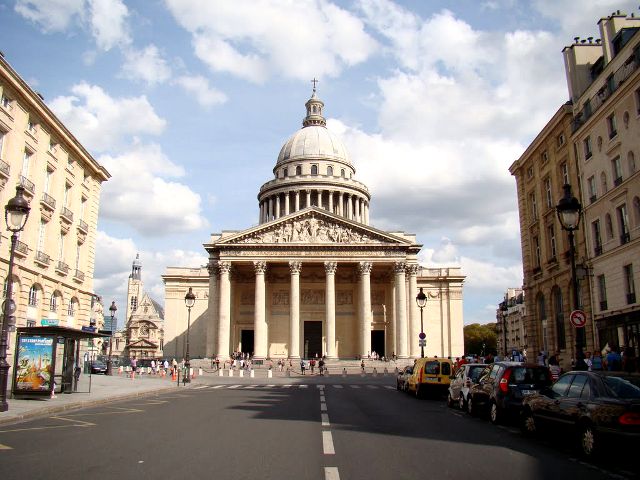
[496,288,527,357]
[0,54,110,361]
[564,11,640,355]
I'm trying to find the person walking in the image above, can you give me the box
[130,357,137,380]
[319,358,325,376]
[605,346,622,371]
[300,359,306,375]
[591,351,603,371]
[360,359,365,373]
[310,358,316,374]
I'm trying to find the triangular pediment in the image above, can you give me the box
[215,207,414,246]
[129,338,158,348]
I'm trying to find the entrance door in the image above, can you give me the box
[371,330,385,357]
[304,321,322,359]
[241,329,254,356]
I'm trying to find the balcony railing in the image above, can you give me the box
[19,175,35,194]
[628,292,637,304]
[614,176,623,187]
[14,240,28,256]
[56,261,69,274]
[61,207,73,223]
[0,159,9,177]
[573,53,640,131]
[78,219,88,232]
[74,269,85,282]
[40,192,56,209]
[621,232,630,245]
[35,250,51,266]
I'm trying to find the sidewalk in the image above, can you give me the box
[0,373,180,426]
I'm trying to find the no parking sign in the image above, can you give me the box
[569,310,587,328]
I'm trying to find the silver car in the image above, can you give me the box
[447,363,487,409]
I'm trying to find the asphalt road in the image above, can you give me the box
[0,376,636,480]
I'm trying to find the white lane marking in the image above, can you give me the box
[350,385,361,389]
[320,395,326,402]
[0,443,13,450]
[299,385,308,388]
[332,385,343,389]
[227,385,241,389]
[282,385,293,388]
[211,385,225,389]
[384,386,395,390]
[244,385,257,389]
[194,385,209,390]
[320,402,327,412]
[322,431,335,455]
[321,413,330,427]
[324,467,340,480]
[317,385,325,389]
[265,385,276,388]
[367,385,378,389]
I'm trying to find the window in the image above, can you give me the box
[612,156,623,186]
[341,169,345,178]
[636,87,640,115]
[131,296,138,311]
[568,375,589,398]
[557,133,565,147]
[295,165,302,176]
[44,168,53,194]
[601,172,608,194]
[37,221,46,253]
[628,151,636,174]
[282,168,288,178]
[624,264,636,304]
[544,178,553,208]
[58,233,65,261]
[529,193,537,220]
[75,244,81,269]
[541,150,549,163]
[327,166,333,176]
[598,274,608,311]
[588,176,597,203]
[617,204,630,244]
[527,166,534,179]
[311,165,318,175]
[552,374,572,396]
[592,220,602,255]
[561,162,569,185]
[50,295,57,312]
[607,113,617,139]
[64,184,70,207]
[22,150,32,177]
[605,213,613,240]
[1,94,10,109]
[548,225,557,260]
[49,140,57,153]
[533,236,541,268]
[28,286,38,306]
[634,197,640,227]
[553,287,565,350]
[584,136,592,159]
[27,118,36,134]
[68,299,76,316]
[0,130,4,159]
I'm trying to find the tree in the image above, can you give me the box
[464,323,497,355]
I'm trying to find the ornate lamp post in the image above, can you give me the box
[416,287,427,358]
[1,186,31,412]
[556,184,585,370]
[106,301,117,375]
[184,287,195,383]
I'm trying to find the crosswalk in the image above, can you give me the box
[192,384,396,391]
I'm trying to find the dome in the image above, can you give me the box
[276,125,351,166]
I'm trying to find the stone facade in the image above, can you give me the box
[162,89,465,360]
[496,288,527,357]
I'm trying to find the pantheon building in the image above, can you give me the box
[163,89,465,360]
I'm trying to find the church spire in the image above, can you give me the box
[303,78,326,127]
[130,253,142,280]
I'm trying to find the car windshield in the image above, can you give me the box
[511,367,550,384]
[424,361,440,375]
[468,366,485,382]
[602,375,640,399]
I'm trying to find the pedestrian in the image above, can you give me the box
[171,358,177,376]
[300,359,306,375]
[536,351,546,366]
[131,357,137,379]
[360,359,365,373]
[584,351,593,371]
[310,358,316,374]
[605,346,622,371]
[591,351,603,371]
[151,359,156,374]
[163,359,169,373]
[319,358,325,376]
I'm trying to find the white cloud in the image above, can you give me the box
[165,0,378,82]
[15,0,85,32]
[48,82,166,152]
[94,231,208,312]
[460,256,522,293]
[88,0,130,50]
[121,44,172,85]
[175,75,227,107]
[98,143,208,235]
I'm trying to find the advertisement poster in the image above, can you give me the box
[14,336,56,392]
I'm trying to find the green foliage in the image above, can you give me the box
[464,323,497,355]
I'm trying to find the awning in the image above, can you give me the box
[16,326,109,339]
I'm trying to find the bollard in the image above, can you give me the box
[239,369,244,378]
[268,369,273,378]
[250,369,255,378]
[325,368,329,377]
[384,367,388,376]
[191,368,195,379]
[373,367,378,377]
[229,369,234,377]
[218,368,223,377]
[394,367,399,374]
[199,368,203,377]
[342,368,347,377]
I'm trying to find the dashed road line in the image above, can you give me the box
[332,385,343,389]
[321,413,330,427]
[350,385,361,389]
[322,431,335,454]
[325,466,340,480]
[227,385,241,389]
[0,443,12,450]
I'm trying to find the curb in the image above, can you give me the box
[0,384,184,427]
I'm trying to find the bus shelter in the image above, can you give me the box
[11,326,108,398]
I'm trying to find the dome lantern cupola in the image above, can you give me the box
[303,78,326,127]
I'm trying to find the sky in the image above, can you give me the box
[0,0,636,328]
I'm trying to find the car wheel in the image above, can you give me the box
[458,394,465,410]
[467,395,475,416]
[447,393,454,408]
[579,423,597,457]
[489,401,501,425]
[521,408,537,436]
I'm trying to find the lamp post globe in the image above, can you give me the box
[556,184,586,370]
[416,287,427,358]
[1,186,31,412]
[106,301,117,375]
[184,287,196,383]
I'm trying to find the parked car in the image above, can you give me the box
[396,366,413,391]
[406,357,454,398]
[467,362,552,424]
[447,363,487,409]
[521,371,640,457]
[90,361,108,374]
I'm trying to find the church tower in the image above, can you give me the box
[126,254,143,322]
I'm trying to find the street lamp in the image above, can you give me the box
[416,287,427,358]
[106,301,117,375]
[184,287,195,383]
[1,186,31,412]
[556,183,586,370]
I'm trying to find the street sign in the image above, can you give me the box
[81,326,96,333]
[569,309,587,328]
[1,299,16,315]
[418,332,426,340]
[41,318,59,326]
[418,339,426,347]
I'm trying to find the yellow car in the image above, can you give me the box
[407,357,454,398]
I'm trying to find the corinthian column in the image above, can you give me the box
[295,191,300,212]
[324,262,337,358]
[407,264,419,357]
[359,262,373,357]
[285,192,290,216]
[289,261,302,358]
[253,261,268,358]
[275,195,281,219]
[394,262,408,358]
[206,261,219,358]
[217,261,232,358]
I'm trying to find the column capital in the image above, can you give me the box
[324,261,338,274]
[219,261,232,274]
[289,260,302,274]
[207,261,219,275]
[394,261,407,274]
[406,264,419,276]
[358,261,372,275]
[253,261,267,274]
